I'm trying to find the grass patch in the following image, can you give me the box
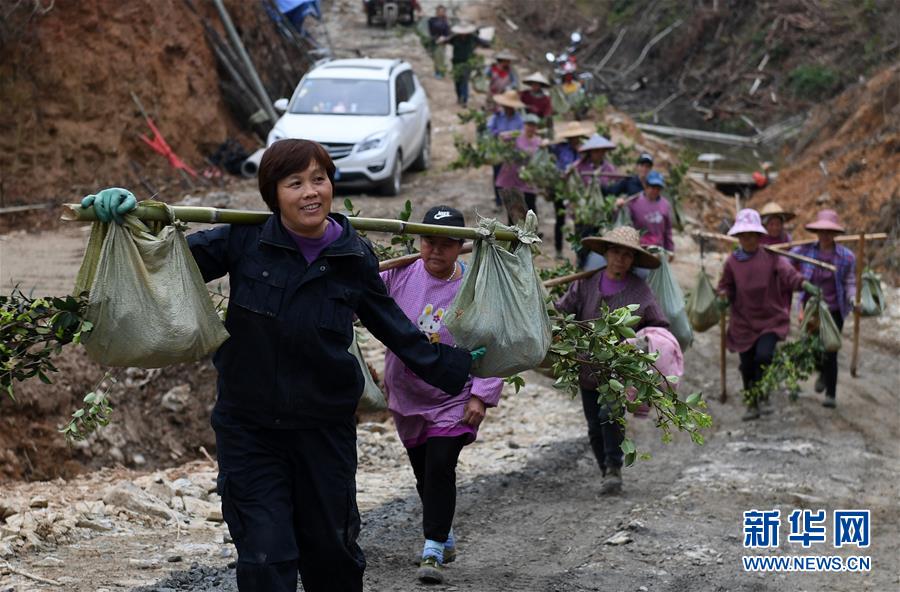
[787,64,840,100]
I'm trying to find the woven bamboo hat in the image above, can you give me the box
[759,201,795,221]
[551,120,595,142]
[581,226,661,269]
[451,23,477,35]
[523,71,551,87]
[493,89,525,109]
[494,49,517,61]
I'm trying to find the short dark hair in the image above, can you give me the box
[257,139,335,212]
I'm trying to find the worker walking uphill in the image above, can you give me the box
[80,140,486,592]
[603,152,654,197]
[716,209,819,421]
[616,171,674,257]
[380,206,503,585]
[442,23,488,108]
[555,226,668,494]
[426,5,450,78]
[790,210,856,409]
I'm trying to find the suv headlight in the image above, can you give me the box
[357,132,387,153]
[267,128,286,147]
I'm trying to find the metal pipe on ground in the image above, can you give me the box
[240,148,266,178]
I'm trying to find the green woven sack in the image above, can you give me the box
[445,212,551,377]
[685,269,720,332]
[800,296,842,353]
[860,268,885,317]
[646,250,693,350]
[74,202,229,368]
[351,329,387,412]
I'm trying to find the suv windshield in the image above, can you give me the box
[291,79,390,116]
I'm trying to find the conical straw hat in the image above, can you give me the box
[581,226,661,269]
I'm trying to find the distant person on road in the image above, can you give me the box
[758,201,794,246]
[442,23,488,108]
[519,71,553,123]
[572,133,618,186]
[555,226,667,495]
[496,113,543,223]
[275,0,322,42]
[485,49,519,106]
[380,206,503,585]
[615,171,674,256]
[80,140,485,592]
[602,152,653,197]
[569,133,618,268]
[717,209,818,421]
[790,209,856,409]
[487,90,524,210]
[547,121,593,259]
[427,5,451,78]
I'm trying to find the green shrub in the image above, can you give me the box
[787,64,840,100]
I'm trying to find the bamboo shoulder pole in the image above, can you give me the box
[719,312,727,404]
[850,233,865,377]
[61,204,522,242]
[691,231,837,271]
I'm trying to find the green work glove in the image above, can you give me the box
[802,281,821,298]
[716,297,729,312]
[470,347,487,361]
[81,187,137,225]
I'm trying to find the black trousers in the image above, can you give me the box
[552,195,566,252]
[739,332,779,395]
[406,435,467,543]
[821,310,845,398]
[580,389,624,471]
[213,411,364,592]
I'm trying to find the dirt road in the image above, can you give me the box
[1,1,897,591]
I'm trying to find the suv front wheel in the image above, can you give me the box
[378,152,402,196]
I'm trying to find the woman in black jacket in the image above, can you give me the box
[81,139,480,592]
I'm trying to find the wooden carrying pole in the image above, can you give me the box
[61,204,522,243]
[850,234,865,377]
[719,313,727,403]
[692,231,837,272]
[378,243,474,272]
[542,269,599,289]
[769,233,888,250]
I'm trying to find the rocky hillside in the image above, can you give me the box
[0,0,310,213]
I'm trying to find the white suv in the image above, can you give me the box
[268,58,431,196]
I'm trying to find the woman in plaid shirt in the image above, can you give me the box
[790,210,857,408]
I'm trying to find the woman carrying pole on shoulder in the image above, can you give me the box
[379,206,503,585]
[790,210,856,409]
[496,112,543,223]
[716,209,820,421]
[555,226,668,495]
[80,139,484,592]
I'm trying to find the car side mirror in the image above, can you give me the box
[273,98,289,112]
[397,101,417,115]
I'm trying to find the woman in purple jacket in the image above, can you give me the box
[790,210,856,408]
[379,206,503,585]
[555,226,668,495]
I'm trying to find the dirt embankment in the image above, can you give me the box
[749,64,900,278]
[498,0,899,130]
[0,0,299,219]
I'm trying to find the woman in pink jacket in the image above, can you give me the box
[379,206,503,585]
